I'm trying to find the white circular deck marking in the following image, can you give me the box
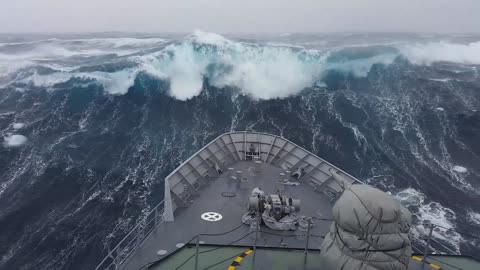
[201,212,223,222]
[176,243,185,248]
[157,250,167,255]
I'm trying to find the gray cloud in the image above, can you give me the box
[0,0,478,33]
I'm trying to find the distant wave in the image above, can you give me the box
[2,31,480,101]
[400,41,480,65]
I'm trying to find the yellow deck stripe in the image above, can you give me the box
[228,249,253,270]
[412,256,423,262]
[411,256,442,269]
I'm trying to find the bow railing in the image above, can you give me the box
[94,200,165,270]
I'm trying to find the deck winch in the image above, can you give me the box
[242,188,303,230]
[248,191,300,221]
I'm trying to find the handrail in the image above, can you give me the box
[95,199,165,270]
[412,223,480,260]
[165,131,365,186]
[148,216,321,270]
[94,201,479,270]
[165,221,478,270]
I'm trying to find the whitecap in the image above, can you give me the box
[12,123,25,130]
[467,211,480,226]
[453,166,468,173]
[400,41,480,65]
[435,107,445,111]
[430,78,452,82]
[3,134,28,147]
[190,30,230,46]
[395,188,462,253]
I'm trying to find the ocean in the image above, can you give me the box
[0,31,479,269]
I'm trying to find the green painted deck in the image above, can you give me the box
[149,244,480,270]
[150,245,323,270]
[411,254,480,270]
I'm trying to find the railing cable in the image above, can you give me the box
[134,221,248,270]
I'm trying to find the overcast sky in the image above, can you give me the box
[0,0,479,33]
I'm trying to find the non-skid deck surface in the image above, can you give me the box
[123,161,334,270]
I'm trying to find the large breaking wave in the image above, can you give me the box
[3,31,480,100]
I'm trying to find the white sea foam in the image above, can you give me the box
[3,134,28,147]
[395,188,462,253]
[435,107,445,111]
[94,69,138,95]
[430,78,452,82]
[0,37,168,49]
[0,111,15,117]
[467,210,480,226]
[190,30,231,46]
[0,38,162,81]
[0,44,107,61]
[452,165,468,173]
[64,37,169,49]
[141,38,321,100]
[26,69,138,95]
[12,123,25,130]
[0,37,168,62]
[401,41,480,65]
[28,72,75,87]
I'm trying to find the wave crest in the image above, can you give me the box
[401,41,480,65]
[3,32,480,100]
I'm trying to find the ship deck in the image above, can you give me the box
[123,161,334,270]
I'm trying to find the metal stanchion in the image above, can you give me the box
[304,218,311,254]
[253,156,262,174]
[136,220,144,247]
[252,212,260,267]
[114,246,121,269]
[303,217,312,268]
[254,160,262,174]
[280,229,287,247]
[422,225,434,269]
[194,235,200,270]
